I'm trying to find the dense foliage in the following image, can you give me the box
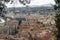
[19,0,30,5]
[54,0,60,40]
[55,13,60,40]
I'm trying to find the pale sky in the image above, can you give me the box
[5,0,56,8]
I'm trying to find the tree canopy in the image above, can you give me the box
[4,0,10,3]
[53,0,60,10]
[54,0,60,40]
[19,0,31,5]
[55,0,60,4]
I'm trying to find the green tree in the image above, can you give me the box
[55,14,60,40]
[19,0,31,5]
[54,0,60,40]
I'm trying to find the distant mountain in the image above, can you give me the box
[28,4,54,7]
[41,4,55,7]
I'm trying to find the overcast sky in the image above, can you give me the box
[5,0,56,8]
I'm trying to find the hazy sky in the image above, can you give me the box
[5,0,56,8]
